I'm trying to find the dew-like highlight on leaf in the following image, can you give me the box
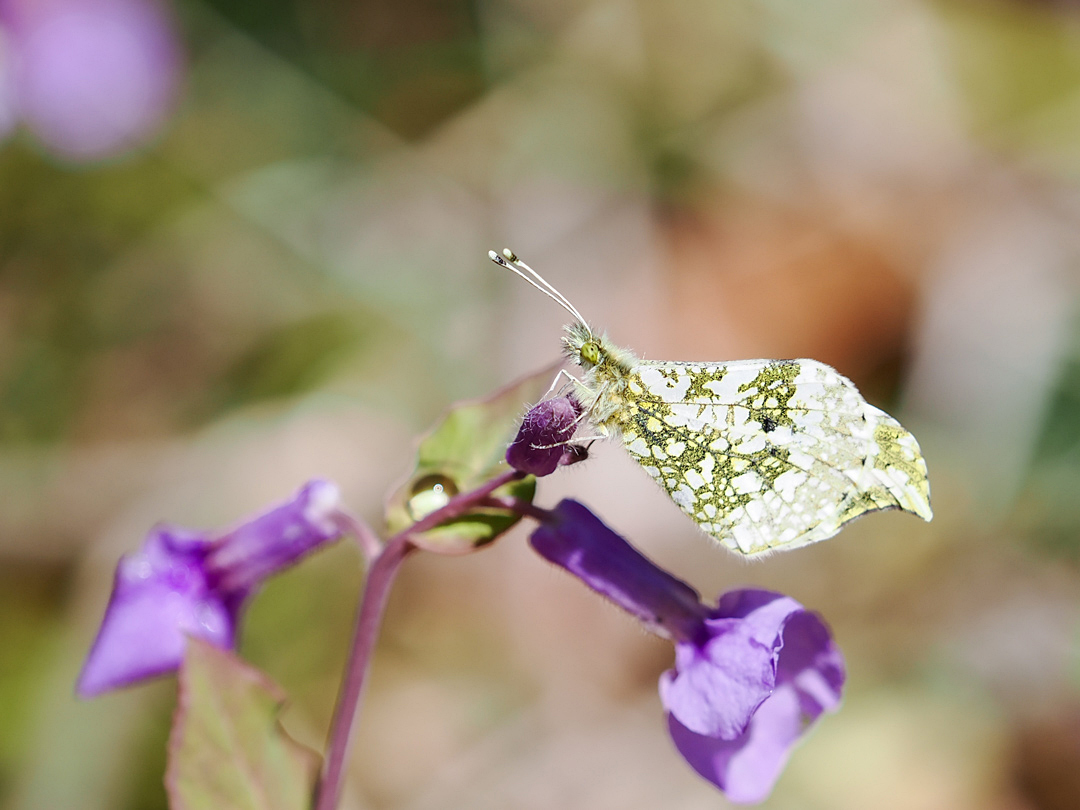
[406,473,459,521]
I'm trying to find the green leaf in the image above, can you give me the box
[385,364,557,552]
[166,639,319,810]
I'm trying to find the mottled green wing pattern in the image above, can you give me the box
[618,359,932,555]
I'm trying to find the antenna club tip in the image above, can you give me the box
[487,249,500,261]
[502,248,518,262]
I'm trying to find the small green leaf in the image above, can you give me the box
[385,365,557,552]
[166,639,319,810]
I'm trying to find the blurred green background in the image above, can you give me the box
[4,0,1080,808]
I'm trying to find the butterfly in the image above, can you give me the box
[491,248,932,556]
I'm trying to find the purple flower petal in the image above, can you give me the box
[76,528,234,697]
[78,480,345,697]
[8,0,180,160]
[506,396,583,477]
[0,30,16,140]
[663,598,845,804]
[526,504,846,804]
[660,621,774,740]
[775,610,846,715]
[660,592,804,738]
[667,683,802,804]
[529,499,708,639]
[526,503,846,804]
[204,479,343,594]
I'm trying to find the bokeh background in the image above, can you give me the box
[2,0,1080,807]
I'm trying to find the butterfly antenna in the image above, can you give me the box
[512,255,590,325]
[488,249,591,330]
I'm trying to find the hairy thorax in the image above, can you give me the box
[562,323,640,435]
[582,365,634,435]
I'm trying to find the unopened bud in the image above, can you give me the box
[506,396,584,476]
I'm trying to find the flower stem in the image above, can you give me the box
[313,534,411,810]
[313,468,529,810]
[333,510,384,560]
[481,494,553,524]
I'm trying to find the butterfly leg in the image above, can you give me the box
[569,384,606,428]
[528,434,604,450]
[545,368,585,397]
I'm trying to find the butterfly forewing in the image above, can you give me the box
[617,358,932,555]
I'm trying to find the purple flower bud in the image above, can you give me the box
[4,0,181,160]
[506,396,584,477]
[77,480,344,698]
[529,500,845,804]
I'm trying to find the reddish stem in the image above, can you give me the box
[313,534,411,810]
[312,468,529,809]
[333,510,383,560]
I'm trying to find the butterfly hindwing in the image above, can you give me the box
[617,358,932,555]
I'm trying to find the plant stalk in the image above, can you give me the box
[313,468,528,809]
[313,535,411,810]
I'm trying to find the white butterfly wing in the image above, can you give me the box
[617,358,932,555]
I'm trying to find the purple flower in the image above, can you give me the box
[530,500,845,804]
[2,0,181,160]
[77,479,345,698]
[662,591,845,803]
[506,395,585,477]
[0,29,15,140]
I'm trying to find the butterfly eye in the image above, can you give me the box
[580,341,601,366]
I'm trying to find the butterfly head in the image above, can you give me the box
[562,321,638,383]
[563,321,602,369]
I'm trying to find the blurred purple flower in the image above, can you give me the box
[0,28,15,140]
[506,395,585,477]
[530,500,845,804]
[77,479,345,698]
[2,0,180,160]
